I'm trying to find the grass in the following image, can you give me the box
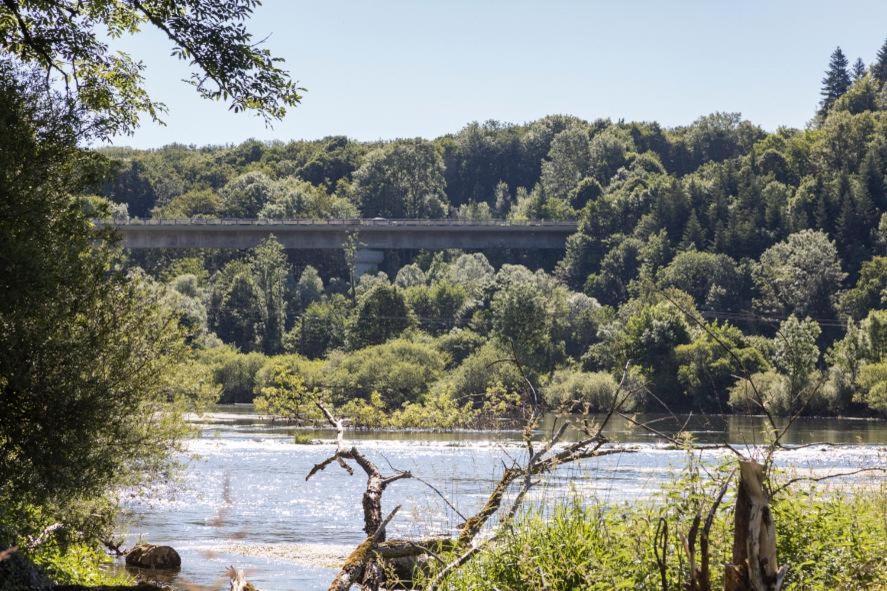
[426,479,887,590]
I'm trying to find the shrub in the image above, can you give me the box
[728,370,838,416]
[544,369,633,412]
[328,338,446,407]
[446,342,527,401]
[858,362,887,415]
[388,388,478,430]
[338,391,389,429]
[252,355,328,422]
[728,371,790,414]
[200,347,266,403]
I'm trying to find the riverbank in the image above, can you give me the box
[433,490,887,590]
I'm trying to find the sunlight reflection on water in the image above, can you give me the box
[118,407,886,591]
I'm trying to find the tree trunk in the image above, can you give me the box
[725,460,786,591]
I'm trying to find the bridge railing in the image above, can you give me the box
[107,218,579,229]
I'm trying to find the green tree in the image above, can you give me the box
[287,295,349,358]
[491,275,551,369]
[405,281,468,334]
[819,47,852,117]
[753,230,846,318]
[851,57,867,81]
[0,0,301,579]
[540,126,594,199]
[220,171,276,217]
[294,265,325,312]
[657,250,745,310]
[258,177,357,219]
[676,322,769,409]
[101,160,156,217]
[569,177,603,209]
[212,267,266,351]
[0,0,302,137]
[353,139,448,218]
[250,236,289,354]
[773,316,822,401]
[872,36,887,85]
[348,283,412,348]
[0,68,188,568]
[620,301,691,406]
[153,188,223,218]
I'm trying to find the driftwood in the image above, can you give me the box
[307,403,412,539]
[308,404,416,590]
[328,506,400,591]
[226,566,258,591]
[677,475,732,591]
[725,460,787,591]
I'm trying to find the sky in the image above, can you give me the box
[108,0,887,149]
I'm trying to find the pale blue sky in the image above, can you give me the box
[109,0,886,148]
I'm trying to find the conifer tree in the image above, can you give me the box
[819,47,851,117]
[873,36,887,85]
[680,211,706,249]
[851,57,867,80]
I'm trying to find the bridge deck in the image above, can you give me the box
[102,218,579,250]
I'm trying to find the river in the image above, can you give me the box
[117,406,887,590]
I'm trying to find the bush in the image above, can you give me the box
[253,355,328,422]
[446,342,527,401]
[728,371,791,414]
[728,370,839,416]
[338,391,389,429]
[200,347,266,403]
[328,337,446,407]
[858,361,887,415]
[544,369,634,412]
[388,388,478,430]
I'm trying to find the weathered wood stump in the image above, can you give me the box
[725,460,787,591]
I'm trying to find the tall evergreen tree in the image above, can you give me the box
[819,47,852,117]
[873,36,887,85]
[851,57,867,81]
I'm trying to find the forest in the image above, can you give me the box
[90,44,887,422]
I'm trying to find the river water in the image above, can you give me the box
[117,406,887,590]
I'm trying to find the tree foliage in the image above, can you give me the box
[0,0,302,138]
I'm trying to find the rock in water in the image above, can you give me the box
[125,544,181,570]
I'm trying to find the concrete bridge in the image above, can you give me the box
[102,218,579,274]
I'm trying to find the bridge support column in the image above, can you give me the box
[355,248,384,277]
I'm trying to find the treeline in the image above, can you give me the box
[108,42,887,420]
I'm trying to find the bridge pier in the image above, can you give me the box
[355,248,384,276]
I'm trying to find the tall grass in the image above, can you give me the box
[426,474,886,590]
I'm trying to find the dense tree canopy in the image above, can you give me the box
[88,40,887,430]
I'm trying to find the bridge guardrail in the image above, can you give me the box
[105,218,579,229]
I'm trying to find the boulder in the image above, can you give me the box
[125,544,181,570]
